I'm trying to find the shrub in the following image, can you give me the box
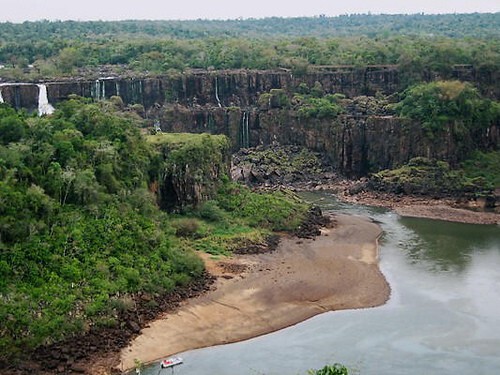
[173,218,201,237]
[197,200,227,222]
[309,364,349,375]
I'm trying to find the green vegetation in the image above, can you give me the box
[294,92,344,119]
[395,81,499,137]
[461,151,500,189]
[0,99,309,362]
[149,132,230,211]
[0,14,498,84]
[216,179,308,231]
[309,363,350,375]
[370,157,488,196]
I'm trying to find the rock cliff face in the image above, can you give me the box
[1,64,497,110]
[0,65,497,176]
[149,134,231,211]
[0,66,402,110]
[154,105,498,177]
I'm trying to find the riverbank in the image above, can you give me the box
[336,188,500,225]
[118,214,390,372]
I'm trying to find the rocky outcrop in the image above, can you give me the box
[149,133,231,211]
[0,83,39,111]
[1,64,497,111]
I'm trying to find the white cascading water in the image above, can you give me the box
[101,80,105,99]
[214,76,222,108]
[241,111,250,148]
[0,88,4,103]
[37,84,55,116]
[94,80,101,100]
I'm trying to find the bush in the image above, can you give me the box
[309,364,349,375]
[173,218,201,237]
[197,200,227,222]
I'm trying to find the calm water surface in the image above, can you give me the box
[140,192,500,375]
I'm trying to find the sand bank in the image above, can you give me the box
[119,214,390,371]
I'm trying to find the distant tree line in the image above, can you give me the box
[0,14,498,83]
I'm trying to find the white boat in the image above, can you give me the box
[160,356,183,368]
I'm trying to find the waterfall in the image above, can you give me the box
[101,80,105,99]
[91,80,98,100]
[244,111,249,148]
[130,80,144,104]
[92,79,107,101]
[241,111,250,148]
[96,80,101,100]
[37,84,55,116]
[214,76,222,108]
[0,88,4,103]
[115,82,120,97]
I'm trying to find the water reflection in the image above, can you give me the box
[399,217,500,273]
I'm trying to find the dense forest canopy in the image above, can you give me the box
[0,13,498,80]
[1,13,499,40]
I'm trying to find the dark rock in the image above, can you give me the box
[71,364,86,373]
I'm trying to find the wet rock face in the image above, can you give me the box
[0,84,39,111]
[157,104,496,177]
[1,67,497,177]
[0,67,403,110]
[1,65,497,111]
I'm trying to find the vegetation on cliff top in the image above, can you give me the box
[395,81,499,138]
[0,14,498,86]
[0,99,309,364]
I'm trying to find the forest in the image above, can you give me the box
[0,13,498,82]
[0,97,309,365]
[0,12,499,372]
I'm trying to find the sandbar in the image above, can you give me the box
[118,214,390,371]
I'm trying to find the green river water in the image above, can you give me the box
[139,191,500,375]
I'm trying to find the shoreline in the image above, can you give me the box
[118,214,390,372]
[336,189,500,225]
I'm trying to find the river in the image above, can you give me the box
[139,191,500,375]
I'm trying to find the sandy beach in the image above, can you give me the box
[118,214,390,371]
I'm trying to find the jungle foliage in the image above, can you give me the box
[0,14,498,83]
[461,151,500,190]
[395,81,499,137]
[0,99,309,362]
[308,363,350,375]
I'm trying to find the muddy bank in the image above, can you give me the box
[119,214,390,371]
[337,188,500,225]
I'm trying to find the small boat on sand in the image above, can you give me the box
[160,356,183,368]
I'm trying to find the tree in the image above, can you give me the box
[395,80,499,137]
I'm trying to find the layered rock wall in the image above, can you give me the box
[153,105,497,177]
[1,65,497,176]
[0,66,404,110]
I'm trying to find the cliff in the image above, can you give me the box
[153,104,497,177]
[147,133,231,211]
[0,65,498,176]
